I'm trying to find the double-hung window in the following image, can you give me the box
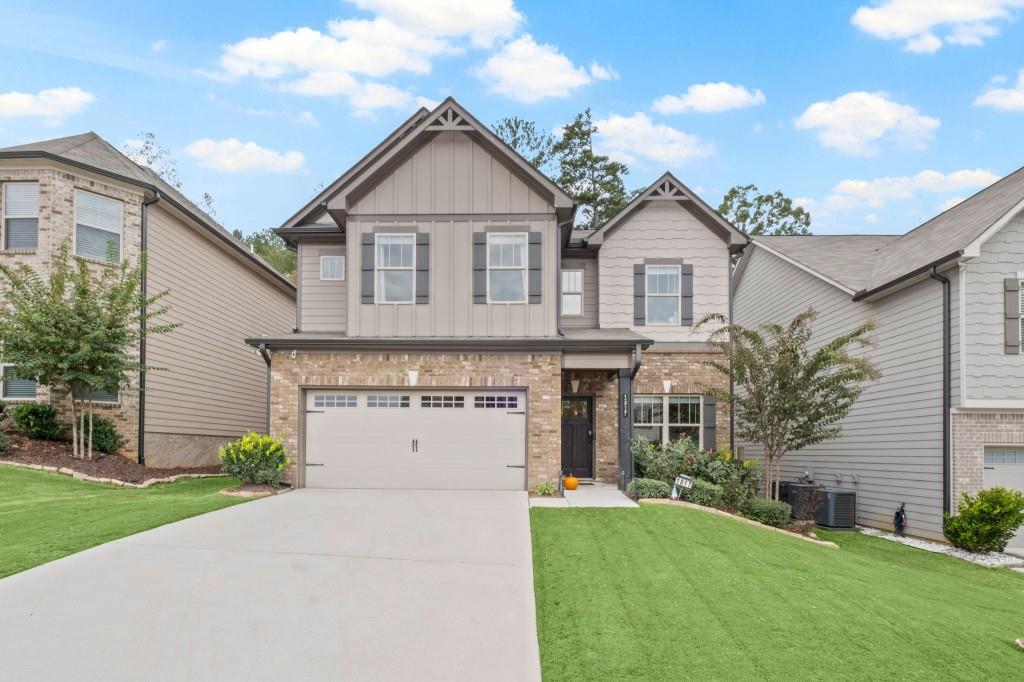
[633,395,702,446]
[562,270,583,316]
[646,264,681,325]
[75,189,123,262]
[1,365,36,400]
[487,233,527,303]
[321,255,345,281]
[1020,280,1024,353]
[72,384,119,404]
[376,234,414,303]
[3,182,39,250]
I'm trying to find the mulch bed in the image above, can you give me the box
[0,430,221,483]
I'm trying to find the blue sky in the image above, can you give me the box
[1,0,1023,236]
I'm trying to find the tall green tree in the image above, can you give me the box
[701,309,879,500]
[718,184,811,236]
[0,242,178,458]
[552,109,631,230]
[232,228,296,278]
[492,116,556,174]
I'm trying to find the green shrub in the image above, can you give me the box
[682,479,724,509]
[11,403,63,440]
[219,432,289,486]
[741,497,793,527]
[721,460,761,512]
[632,437,688,483]
[534,481,556,496]
[89,417,126,455]
[0,430,9,452]
[627,477,671,499]
[0,400,7,422]
[943,488,1024,553]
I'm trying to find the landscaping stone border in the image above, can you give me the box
[0,459,227,489]
[640,498,840,548]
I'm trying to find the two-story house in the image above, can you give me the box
[0,133,295,467]
[733,167,1024,545]
[248,98,746,491]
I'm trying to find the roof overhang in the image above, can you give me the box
[274,224,345,249]
[852,250,963,301]
[962,196,1024,258]
[245,335,652,353]
[750,239,858,296]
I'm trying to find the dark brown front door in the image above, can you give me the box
[561,397,593,478]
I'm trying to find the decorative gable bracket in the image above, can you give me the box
[424,108,475,132]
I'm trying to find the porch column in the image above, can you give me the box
[617,368,634,490]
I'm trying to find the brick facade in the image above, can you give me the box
[269,350,562,488]
[952,411,1024,502]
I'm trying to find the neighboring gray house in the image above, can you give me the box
[0,133,296,467]
[248,97,746,492]
[733,167,1024,542]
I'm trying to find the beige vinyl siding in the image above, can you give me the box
[599,201,730,341]
[734,246,946,539]
[300,240,347,333]
[145,205,295,437]
[348,218,557,337]
[963,213,1024,401]
[561,256,597,328]
[350,131,554,215]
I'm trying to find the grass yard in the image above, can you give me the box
[0,466,244,579]
[532,504,1024,681]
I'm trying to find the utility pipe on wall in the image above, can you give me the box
[137,191,162,466]
[928,266,952,515]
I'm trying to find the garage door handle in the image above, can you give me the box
[305,463,325,467]
[507,411,526,415]
[306,410,325,414]
[506,465,525,469]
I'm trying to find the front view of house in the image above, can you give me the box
[248,98,746,490]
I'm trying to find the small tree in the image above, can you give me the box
[718,184,811,236]
[0,241,178,458]
[702,309,879,499]
[232,228,296,277]
[493,116,557,174]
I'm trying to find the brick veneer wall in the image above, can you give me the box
[561,370,619,483]
[952,411,1024,503]
[269,350,562,488]
[0,165,143,455]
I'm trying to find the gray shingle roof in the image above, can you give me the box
[0,132,293,289]
[754,235,899,291]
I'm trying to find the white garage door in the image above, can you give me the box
[304,390,527,490]
[983,447,1024,553]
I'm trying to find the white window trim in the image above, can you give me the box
[1,363,37,402]
[645,264,682,326]
[561,269,584,317]
[320,255,345,281]
[374,233,415,304]
[74,188,124,264]
[486,232,529,305]
[633,394,702,448]
[3,182,40,251]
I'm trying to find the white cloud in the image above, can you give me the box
[752,122,763,134]
[588,62,619,81]
[652,82,765,114]
[851,0,1024,53]
[295,111,319,127]
[150,39,168,52]
[865,213,879,224]
[974,68,1024,111]
[473,34,612,103]
[794,91,939,156]
[593,112,714,166]
[347,0,522,48]
[831,169,999,206]
[938,196,964,211]
[185,138,305,173]
[0,87,94,123]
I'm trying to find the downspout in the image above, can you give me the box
[729,252,736,453]
[258,343,272,433]
[928,266,951,515]
[630,343,643,379]
[137,191,161,466]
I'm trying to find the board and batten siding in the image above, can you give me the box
[963,213,1024,401]
[734,245,947,539]
[561,256,598,328]
[349,131,554,216]
[599,201,730,341]
[299,240,347,333]
[145,205,295,437]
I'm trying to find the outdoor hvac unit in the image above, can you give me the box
[816,489,857,529]
[786,483,819,519]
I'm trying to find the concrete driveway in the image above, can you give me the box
[0,489,540,682]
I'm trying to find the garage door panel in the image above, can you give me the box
[983,447,1024,552]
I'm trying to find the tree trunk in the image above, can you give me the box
[87,400,94,460]
[764,453,773,500]
[69,397,79,459]
[774,459,782,502]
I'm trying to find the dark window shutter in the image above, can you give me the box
[472,232,487,304]
[681,264,694,326]
[633,264,646,326]
[702,395,717,451]
[1005,277,1021,354]
[528,232,542,304]
[416,233,429,304]
[360,233,374,304]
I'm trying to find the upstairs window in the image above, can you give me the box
[562,270,583,316]
[1020,280,1023,352]
[2,365,36,400]
[487,233,527,303]
[646,264,681,325]
[75,189,122,262]
[375,234,414,303]
[320,255,345,281]
[3,182,39,250]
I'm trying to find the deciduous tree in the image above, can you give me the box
[718,184,811,236]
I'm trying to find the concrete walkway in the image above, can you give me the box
[0,490,540,682]
[529,481,638,508]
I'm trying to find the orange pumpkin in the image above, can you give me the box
[564,475,579,491]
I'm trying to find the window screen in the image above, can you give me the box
[75,189,122,262]
[3,183,39,250]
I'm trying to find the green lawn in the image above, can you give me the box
[531,504,1024,681]
[0,466,245,579]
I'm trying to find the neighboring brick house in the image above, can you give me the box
[732,167,1024,544]
[0,133,295,467]
[248,98,746,491]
